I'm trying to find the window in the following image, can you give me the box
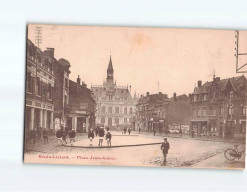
[212,108,216,116]
[193,95,197,102]
[124,118,127,123]
[198,107,202,116]
[124,107,127,114]
[26,72,32,93]
[101,117,105,123]
[124,97,127,101]
[108,107,112,114]
[65,78,68,89]
[220,107,224,115]
[229,92,234,99]
[101,106,105,114]
[115,107,119,114]
[243,107,246,115]
[115,117,119,124]
[203,94,207,101]
[193,108,197,116]
[35,77,41,95]
[203,107,207,116]
[109,95,113,101]
[241,123,246,133]
[48,84,52,99]
[228,107,233,115]
[129,108,133,114]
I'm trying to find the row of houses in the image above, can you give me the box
[135,75,247,139]
[25,40,96,135]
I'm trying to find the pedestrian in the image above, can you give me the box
[106,129,112,147]
[32,127,37,144]
[161,138,170,166]
[69,129,76,145]
[42,128,48,144]
[88,128,95,146]
[128,127,131,135]
[37,125,42,140]
[56,129,63,145]
[154,129,156,136]
[139,126,141,134]
[191,130,195,138]
[124,127,127,134]
[98,127,105,146]
[62,128,67,145]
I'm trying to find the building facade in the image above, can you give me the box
[136,92,170,133]
[189,76,247,138]
[53,58,71,130]
[25,40,55,134]
[91,56,135,129]
[68,76,96,132]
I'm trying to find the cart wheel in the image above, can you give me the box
[224,149,237,161]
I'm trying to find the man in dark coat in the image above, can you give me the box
[69,129,76,145]
[88,128,95,146]
[42,128,48,144]
[161,138,170,165]
[98,127,105,146]
[106,129,112,147]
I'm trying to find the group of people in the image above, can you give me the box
[123,127,132,135]
[30,126,49,145]
[55,126,76,146]
[88,126,112,147]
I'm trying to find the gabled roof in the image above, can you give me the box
[192,76,246,94]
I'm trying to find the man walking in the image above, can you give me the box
[88,128,95,146]
[161,138,170,166]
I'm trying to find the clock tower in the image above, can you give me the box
[107,55,114,82]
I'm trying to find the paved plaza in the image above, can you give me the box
[24,131,245,169]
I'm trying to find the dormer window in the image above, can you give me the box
[229,91,234,99]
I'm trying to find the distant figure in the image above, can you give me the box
[42,128,48,144]
[56,129,63,145]
[32,127,37,144]
[153,129,156,136]
[128,128,131,135]
[124,127,127,134]
[98,127,105,146]
[37,125,42,140]
[69,129,76,145]
[88,128,95,146]
[95,126,99,137]
[139,126,141,134]
[161,138,170,166]
[191,130,195,138]
[106,129,112,147]
[62,129,67,145]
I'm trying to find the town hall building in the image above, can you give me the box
[91,56,136,129]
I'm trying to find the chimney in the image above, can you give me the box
[77,75,81,85]
[46,48,55,58]
[173,92,177,100]
[198,80,202,87]
[146,92,150,96]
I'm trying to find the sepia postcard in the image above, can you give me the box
[24,24,247,169]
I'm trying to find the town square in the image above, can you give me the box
[24,24,246,169]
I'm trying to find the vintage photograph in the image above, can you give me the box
[24,24,246,169]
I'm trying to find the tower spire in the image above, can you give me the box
[107,55,114,82]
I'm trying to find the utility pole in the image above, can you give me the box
[235,30,247,73]
[35,26,42,49]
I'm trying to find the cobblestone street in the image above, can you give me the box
[24,131,245,169]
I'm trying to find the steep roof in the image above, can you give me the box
[192,76,246,94]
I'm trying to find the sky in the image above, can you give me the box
[28,24,247,98]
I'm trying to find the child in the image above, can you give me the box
[106,130,112,147]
